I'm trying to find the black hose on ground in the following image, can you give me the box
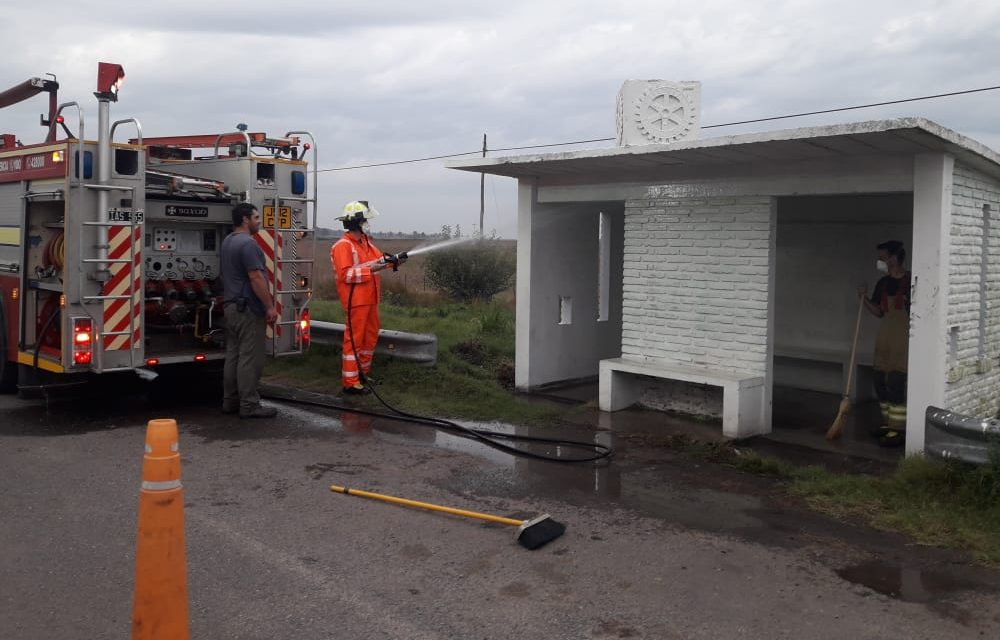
[320,279,615,465]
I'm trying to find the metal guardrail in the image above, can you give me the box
[310,320,437,366]
[925,406,1000,465]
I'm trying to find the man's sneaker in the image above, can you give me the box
[240,405,278,419]
[222,402,239,415]
[342,384,370,396]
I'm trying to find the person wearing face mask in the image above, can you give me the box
[330,200,405,394]
[858,240,911,447]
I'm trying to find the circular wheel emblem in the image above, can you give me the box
[634,83,697,144]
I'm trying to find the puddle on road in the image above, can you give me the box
[836,559,983,623]
[837,560,979,602]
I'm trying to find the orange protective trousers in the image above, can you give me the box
[343,302,380,387]
[330,233,383,388]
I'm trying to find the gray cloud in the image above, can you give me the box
[3,0,999,236]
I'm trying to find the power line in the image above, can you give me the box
[317,150,481,172]
[489,137,616,152]
[319,84,1000,172]
[702,84,1000,129]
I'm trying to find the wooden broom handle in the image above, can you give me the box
[844,296,865,396]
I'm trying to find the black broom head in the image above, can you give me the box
[516,514,565,550]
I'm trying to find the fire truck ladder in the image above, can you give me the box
[79,198,141,372]
[78,118,144,372]
[145,168,233,200]
[268,131,318,357]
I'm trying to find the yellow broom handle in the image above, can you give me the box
[330,485,524,527]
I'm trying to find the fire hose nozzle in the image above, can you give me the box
[380,252,408,272]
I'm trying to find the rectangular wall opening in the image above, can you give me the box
[598,211,611,322]
[978,204,991,359]
[559,296,573,325]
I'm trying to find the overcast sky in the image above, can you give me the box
[4,1,999,237]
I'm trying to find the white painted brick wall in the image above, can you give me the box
[621,193,773,377]
[945,163,1000,416]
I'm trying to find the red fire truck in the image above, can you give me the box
[0,62,316,393]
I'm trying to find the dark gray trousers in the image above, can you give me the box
[223,306,266,410]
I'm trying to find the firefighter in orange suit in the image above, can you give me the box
[330,201,405,394]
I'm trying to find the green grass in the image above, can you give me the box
[698,443,1000,566]
[264,298,570,425]
[789,454,1000,565]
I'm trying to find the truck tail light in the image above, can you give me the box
[72,317,93,365]
[298,309,310,346]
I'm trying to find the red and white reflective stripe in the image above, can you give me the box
[254,230,283,337]
[103,225,142,350]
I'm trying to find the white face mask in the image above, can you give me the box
[362,221,371,234]
[876,259,889,273]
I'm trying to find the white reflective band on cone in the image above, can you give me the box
[142,480,182,491]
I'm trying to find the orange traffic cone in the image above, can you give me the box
[131,419,190,640]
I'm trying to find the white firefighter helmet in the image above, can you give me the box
[337,200,379,224]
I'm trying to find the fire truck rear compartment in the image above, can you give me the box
[23,198,66,360]
[142,190,231,361]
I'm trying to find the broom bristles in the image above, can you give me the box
[825,396,851,440]
[516,514,565,550]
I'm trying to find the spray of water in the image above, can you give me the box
[404,236,478,257]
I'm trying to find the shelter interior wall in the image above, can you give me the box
[773,194,912,394]
[523,201,624,387]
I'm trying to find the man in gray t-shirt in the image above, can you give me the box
[220,203,278,418]
[221,228,267,316]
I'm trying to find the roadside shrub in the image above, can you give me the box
[424,241,515,302]
[476,302,513,336]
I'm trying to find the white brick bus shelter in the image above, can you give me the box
[449,118,1000,456]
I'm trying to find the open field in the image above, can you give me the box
[301,236,516,302]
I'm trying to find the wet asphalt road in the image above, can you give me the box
[2,385,999,639]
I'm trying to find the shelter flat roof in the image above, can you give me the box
[447,118,1000,181]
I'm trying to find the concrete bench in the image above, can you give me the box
[773,344,873,401]
[598,357,767,439]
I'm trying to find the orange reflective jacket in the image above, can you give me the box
[330,232,383,307]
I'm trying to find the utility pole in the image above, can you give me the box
[480,133,486,238]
